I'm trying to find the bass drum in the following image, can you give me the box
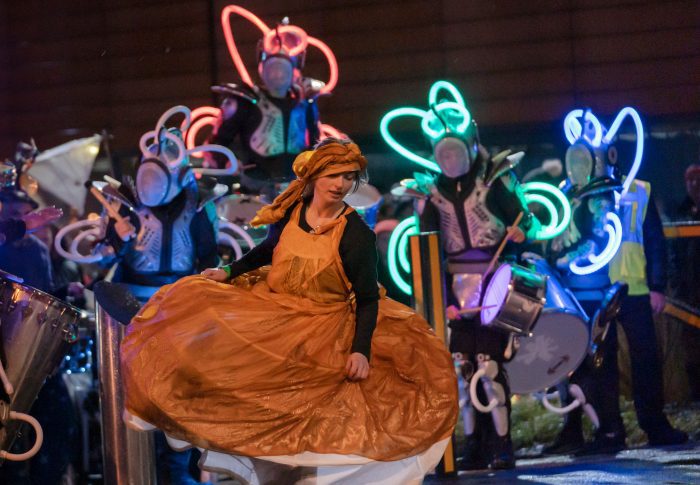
[505,259,590,395]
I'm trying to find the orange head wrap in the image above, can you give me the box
[250,141,368,227]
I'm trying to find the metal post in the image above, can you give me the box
[96,303,156,485]
[408,232,456,475]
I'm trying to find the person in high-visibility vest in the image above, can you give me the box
[597,179,688,449]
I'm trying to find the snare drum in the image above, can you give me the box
[344,184,382,230]
[0,274,81,453]
[505,260,590,395]
[480,263,547,336]
[217,194,268,244]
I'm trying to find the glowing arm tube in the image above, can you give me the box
[387,216,418,295]
[522,182,572,240]
[569,212,623,275]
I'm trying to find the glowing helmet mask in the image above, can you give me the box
[136,129,193,208]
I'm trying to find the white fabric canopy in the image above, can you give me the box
[29,135,102,215]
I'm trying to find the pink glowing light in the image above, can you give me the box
[307,37,338,94]
[183,106,221,157]
[262,25,309,59]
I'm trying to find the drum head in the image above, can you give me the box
[217,194,267,226]
[481,264,512,325]
[505,311,589,394]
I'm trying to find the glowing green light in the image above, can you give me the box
[428,80,466,107]
[387,216,418,295]
[421,101,471,140]
[380,108,440,173]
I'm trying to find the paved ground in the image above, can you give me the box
[425,441,700,484]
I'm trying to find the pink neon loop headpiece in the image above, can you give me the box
[221,4,338,94]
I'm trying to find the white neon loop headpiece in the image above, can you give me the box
[137,107,238,208]
[139,105,191,168]
[221,5,338,94]
[564,107,644,199]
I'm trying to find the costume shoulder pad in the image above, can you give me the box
[211,82,259,104]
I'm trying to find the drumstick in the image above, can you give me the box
[484,211,524,277]
[458,304,497,315]
[0,361,14,396]
[90,187,126,222]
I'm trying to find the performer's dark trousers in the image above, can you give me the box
[599,294,667,433]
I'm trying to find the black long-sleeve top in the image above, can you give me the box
[0,219,27,246]
[642,194,667,293]
[224,202,380,359]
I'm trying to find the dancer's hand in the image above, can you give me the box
[23,206,63,232]
[345,352,369,381]
[201,267,229,282]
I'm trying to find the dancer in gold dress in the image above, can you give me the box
[121,139,457,483]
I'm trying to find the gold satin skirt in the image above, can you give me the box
[121,275,457,462]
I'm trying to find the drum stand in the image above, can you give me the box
[96,303,156,484]
[408,232,456,476]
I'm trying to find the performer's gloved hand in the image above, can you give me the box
[115,218,136,241]
[506,225,525,243]
[345,352,369,381]
[650,291,666,315]
[23,206,63,232]
[201,267,229,282]
[446,305,461,321]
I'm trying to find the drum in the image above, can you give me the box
[217,194,268,244]
[505,260,590,395]
[0,273,81,455]
[344,184,382,230]
[480,263,547,336]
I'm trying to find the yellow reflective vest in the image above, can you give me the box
[609,179,651,295]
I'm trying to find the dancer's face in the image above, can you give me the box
[261,57,294,97]
[313,172,357,206]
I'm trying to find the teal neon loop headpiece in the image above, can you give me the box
[380,80,475,173]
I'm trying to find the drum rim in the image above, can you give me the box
[481,263,513,324]
[1,276,82,317]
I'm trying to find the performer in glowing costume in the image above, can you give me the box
[381,82,539,470]
[199,5,339,201]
